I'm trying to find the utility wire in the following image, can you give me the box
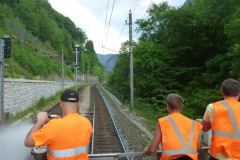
[130,0,139,11]
[132,0,142,13]
[130,0,142,40]
[118,0,141,40]
[118,15,129,40]
[143,0,153,19]
[103,0,116,53]
[101,46,119,53]
[102,0,110,54]
[133,0,153,39]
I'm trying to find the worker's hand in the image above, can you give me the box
[36,112,49,125]
[143,146,149,153]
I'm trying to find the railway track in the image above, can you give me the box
[90,85,125,154]
[33,85,125,159]
[47,86,85,117]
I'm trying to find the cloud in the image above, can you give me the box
[49,0,186,54]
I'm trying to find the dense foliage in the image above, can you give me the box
[0,0,105,81]
[107,0,240,121]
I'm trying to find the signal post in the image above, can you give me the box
[73,45,81,91]
[0,35,11,125]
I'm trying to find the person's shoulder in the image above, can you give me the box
[158,116,168,123]
[206,103,214,110]
[49,118,62,124]
[78,115,91,123]
[158,116,167,120]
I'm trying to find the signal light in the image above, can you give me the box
[3,38,11,58]
[73,47,81,62]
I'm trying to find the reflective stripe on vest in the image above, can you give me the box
[212,100,240,139]
[48,145,89,158]
[162,116,197,155]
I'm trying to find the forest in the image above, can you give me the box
[0,0,105,81]
[107,0,240,123]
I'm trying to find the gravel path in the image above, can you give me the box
[79,85,91,116]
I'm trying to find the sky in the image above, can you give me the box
[48,0,186,55]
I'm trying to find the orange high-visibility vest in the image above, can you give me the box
[33,113,93,160]
[159,113,202,160]
[210,100,240,159]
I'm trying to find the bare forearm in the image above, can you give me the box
[24,122,43,147]
[147,146,157,155]
[201,119,211,132]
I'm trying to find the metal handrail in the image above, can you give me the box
[88,147,210,160]
[102,84,124,104]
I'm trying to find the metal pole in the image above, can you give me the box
[0,39,4,125]
[88,67,89,83]
[105,60,108,75]
[83,69,84,83]
[62,49,64,91]
[75,47,78,91]
[129,11,134,110]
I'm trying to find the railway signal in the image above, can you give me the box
[73,46,81,62]
[73,45,80,91]
[0,35,11,126]
[2,38,11,58]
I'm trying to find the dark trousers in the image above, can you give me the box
[174,156,192,160]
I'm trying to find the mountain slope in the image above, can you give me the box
[0,0,105,81]
[97,54,119,75]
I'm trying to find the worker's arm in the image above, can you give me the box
[197,136,202,151]
[144,121,162,155]
[201,119,211,132]
[24,112,49,147]
[202,104,213,132]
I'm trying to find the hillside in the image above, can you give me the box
[107,0,240,120]
[97,54,119,75]
[0,0,105,82]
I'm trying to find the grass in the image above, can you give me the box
[10,83,89,123]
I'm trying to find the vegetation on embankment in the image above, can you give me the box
[107,0,240,124]
[0,0,105,81]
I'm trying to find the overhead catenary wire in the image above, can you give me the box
[131,0,142,40]
[133,0,153,39]
[102,0,110,54]
[119,0,143,41]
[130,0,139,11]
[132,0,142,13]
[118,0,141,40]
[101,46,119,53]
[103,0,116,54]
[142,0,153,19]
[118,15,128,40]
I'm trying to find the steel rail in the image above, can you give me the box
[97,85,127,159]
[91,85,96,154]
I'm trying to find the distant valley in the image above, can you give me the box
[97,54,119,75]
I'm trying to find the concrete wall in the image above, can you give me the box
[3,78,75,115]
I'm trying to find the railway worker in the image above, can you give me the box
[24,89,93,160]
[144,93,202,160]
[201,78,240,160]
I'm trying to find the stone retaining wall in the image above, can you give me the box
[3,78,75,115]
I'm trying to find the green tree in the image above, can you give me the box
[85,40,95,53]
